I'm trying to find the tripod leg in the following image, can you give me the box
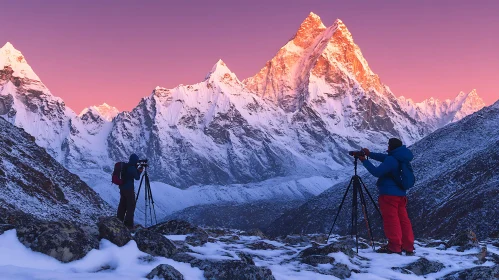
[359,177,382,218]
[146,175,158,225]
[358,182,376,251]
[326,177,354,243]
[135,172,146,202]
[352,177,359,253]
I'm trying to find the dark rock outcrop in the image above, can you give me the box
[302,255,335,266]
[150,220,205,235]
[404,258,445,276]
[446,229,480,252]
[97,216,131,247]
[299,240,356,258]
[247,241,278,250]
[439,265,499,280]
[134,229,177,258]
[146,264,184,280]
[15,221,99,263]
[195,260,275,280]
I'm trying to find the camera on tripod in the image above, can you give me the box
[137,159,148,168]
[348,150,366,157]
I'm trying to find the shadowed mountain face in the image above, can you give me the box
[266,101,499,239]
[0,117,111,224]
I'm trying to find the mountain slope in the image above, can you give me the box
[266,101,499,239]
[0,116,111,224]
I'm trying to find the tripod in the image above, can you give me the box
[326,156,382,252]
[135,167,158,227]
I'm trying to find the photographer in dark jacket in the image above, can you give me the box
[117,153,143,230]
[358,138,415,255]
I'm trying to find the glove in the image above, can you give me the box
[359,155,367,162]
[138,167,144,173]
[362,148,370,157]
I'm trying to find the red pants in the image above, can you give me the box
[379,195,415,252]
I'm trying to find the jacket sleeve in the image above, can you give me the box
[369,152,387,162]
[128,166,141,180]
[362,156,397,178]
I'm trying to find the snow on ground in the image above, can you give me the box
[1,228,497,280]
[0,230,203,280]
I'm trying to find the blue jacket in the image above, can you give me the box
[119,154,142,191]
[362,145,414,196]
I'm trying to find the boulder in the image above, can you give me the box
[16,221,98,263]
[247,241,278,250]
[284,235,310,246]
[0,224,14,235]
[301,255,335,266]
[185,231,209,247]
[439,265,499,280]
[446,229,479,252]
[299,240,356,258]
[404,258,445,275]
[237,252,255,265]
[195,260,275,280]
[146,264,184,280]
[150,220,204,235]
[97,216,131,247]
[134,229,177,258]
[319,263,352,279]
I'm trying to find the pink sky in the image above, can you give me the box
[1,0,498,112]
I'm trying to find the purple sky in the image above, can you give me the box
[1,0,498,112]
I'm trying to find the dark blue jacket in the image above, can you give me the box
[362,145,414,196]
[119,154,142,191]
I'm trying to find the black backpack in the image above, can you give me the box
[112,162,128,186]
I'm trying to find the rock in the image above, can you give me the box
[134,229,177,257]
[247,241,278,250]
[446,229,479,252]
[475,246,487,264]
[170,252,198,264]
[299,240,356,258]
[490,253,499,265]
[150,220,204,235]
[320,263,352,279]
[404,258,445,276]
[185,231,209,246]
[146,264,184,280]
[97,216,131,247]
[237,252,255,265]
[195,260,275,280]
[16,220,98,263]
[439,265,499,280]
[243,228,266,239]
[391,267,413,275]
[426,241,447,248]
[489,229,499,239]
[0,224,14,235]
[284,235,310,246]
[301,255,335,266]
[308,234,327,244]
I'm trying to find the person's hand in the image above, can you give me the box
[359,155,367,161]
[362,148,370,157]
[138,167,144,173]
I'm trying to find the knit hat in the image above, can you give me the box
[388,138,403,151]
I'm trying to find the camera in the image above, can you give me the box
[137,159,148,168]
[348,150,366,157]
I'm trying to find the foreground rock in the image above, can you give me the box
[446,229,480,252]
[150,220,205,235]
[146,264,184,280]
[97,216,131,247]
[439,265,499,279]
[195,260,275,280]
[404,258,445,276]
[16,221,99,263]
[134,229,177,257]
[298,240,357,258]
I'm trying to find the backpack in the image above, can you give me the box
[390,160,416,191]
[112,162,128,186]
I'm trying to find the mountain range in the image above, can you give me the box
[0,13,487,224]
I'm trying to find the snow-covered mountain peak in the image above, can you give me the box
[79,103,119,122]
[291,12,327,49]
[204,59,240,85]
[0,42,40,81]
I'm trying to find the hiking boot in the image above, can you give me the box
[376,245,401,255]
[404,250,416,256]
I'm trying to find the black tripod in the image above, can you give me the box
[326,156,382,252]
[135,167,158,227]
